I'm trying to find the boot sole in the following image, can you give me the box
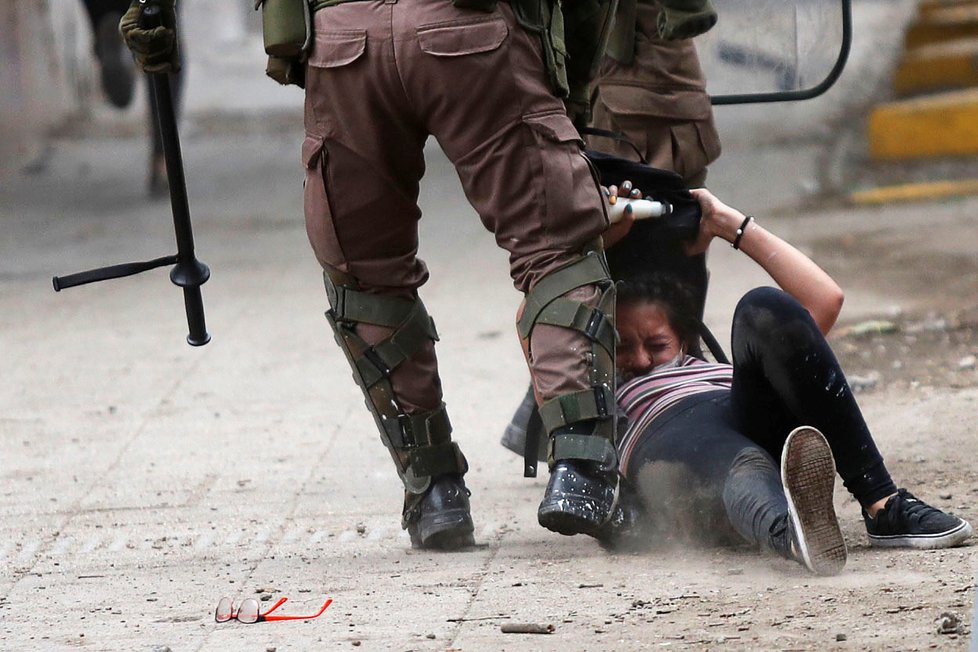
[538,492,618,537]
[409,508,475,551]
[781,426,847,576]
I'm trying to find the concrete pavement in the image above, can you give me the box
[4,123,976,652]
[2,1,976,649]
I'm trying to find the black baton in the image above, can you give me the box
[53,0,211,346]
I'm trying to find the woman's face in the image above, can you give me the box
[616,300,684,381]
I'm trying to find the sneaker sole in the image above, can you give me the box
[868,519,973,549]
[781,426,847,576]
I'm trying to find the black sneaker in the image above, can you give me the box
[863,488,973,549]
[780,426,847,575]
[538,460,618,537]
[403,475,475,551]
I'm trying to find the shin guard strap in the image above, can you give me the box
[329,284,414,328]
[517,251,612,340]
[409,442,468,478]
[383,403,453,449]
[532,297,616,355]
[355,304,440,388]
[538,385,614,434]
[551,433,618,471]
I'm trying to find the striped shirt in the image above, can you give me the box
[616,355,733,474]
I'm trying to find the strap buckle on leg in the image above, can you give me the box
[538,384,614,434]
[584,308,614,347]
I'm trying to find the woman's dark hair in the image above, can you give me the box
[616,272,703,356]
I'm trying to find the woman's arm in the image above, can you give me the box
[685,188,844,334]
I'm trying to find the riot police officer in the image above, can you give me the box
[122,0,624,550]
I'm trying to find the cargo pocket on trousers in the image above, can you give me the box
[416,15,508,57]
[305,30,367,129]
[522,111,608,243]
[308,30,368,68]
[598,84,720,182]
[668,120,721,185]
[302,135,348,270]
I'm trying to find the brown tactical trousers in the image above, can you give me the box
[303,0,610,414]
[589,0,721,186]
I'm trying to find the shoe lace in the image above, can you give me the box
[893,489,940,522]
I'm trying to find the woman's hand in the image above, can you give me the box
[602,180,643,248]
[684,187,748,256]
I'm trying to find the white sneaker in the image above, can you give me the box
[781,426,847,576]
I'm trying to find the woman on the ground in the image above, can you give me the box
[599,186,973,574]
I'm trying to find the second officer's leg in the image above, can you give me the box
[399,0,620,536]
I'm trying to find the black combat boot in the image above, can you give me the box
[538,458,619,537]
[403,474,475,550]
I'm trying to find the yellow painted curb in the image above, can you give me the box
[894,38,978,95]
[906,5,978,49]
[851,179,978,205]
[919,0,978,19]
[868,88,978,159]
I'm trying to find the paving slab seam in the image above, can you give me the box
[444,529,506,648]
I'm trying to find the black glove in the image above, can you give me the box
[120,0,180,74]
[657,0,717,40]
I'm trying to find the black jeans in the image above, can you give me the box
[626,287,897,551]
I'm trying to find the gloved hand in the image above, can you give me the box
[120,0,180,74]
[657,0,717,40]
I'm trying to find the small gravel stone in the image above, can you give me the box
[849,372,881,392]
[936,611,961,635]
